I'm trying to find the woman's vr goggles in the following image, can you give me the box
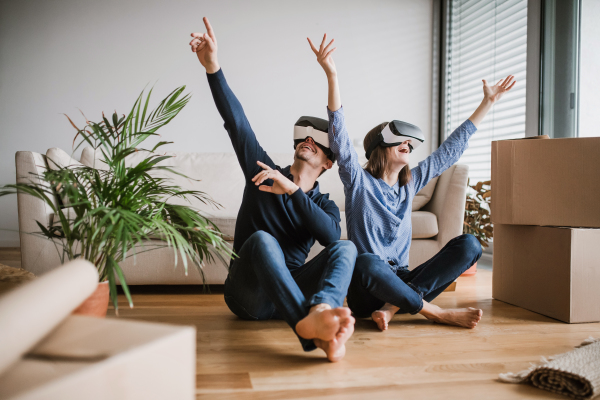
[293,116,336,162]
[365,120,425,160]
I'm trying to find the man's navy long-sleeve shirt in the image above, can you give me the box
[206,69,341,270]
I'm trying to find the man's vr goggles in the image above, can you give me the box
[293,116,335,162]
[365,120,425,160]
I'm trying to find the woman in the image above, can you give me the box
[307,34,515,330]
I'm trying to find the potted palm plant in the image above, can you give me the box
[462,180,492,276]
[1,86,234,315]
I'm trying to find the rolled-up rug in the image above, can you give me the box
[0,260,98,377]
[499,337,600,400]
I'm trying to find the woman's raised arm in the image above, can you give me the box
[468,75,516,127]
[307,34,362,188]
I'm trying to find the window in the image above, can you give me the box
[579,0,599,138]
[540,0,580,139]
[443,0,528,183]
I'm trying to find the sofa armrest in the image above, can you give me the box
[15,151,61,275]
[421,164,469,247]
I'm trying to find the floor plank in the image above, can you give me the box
[196,373,253,390]
[2,247,599,399]
[0,247,22,269]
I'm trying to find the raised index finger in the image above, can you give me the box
[203,17,216,41]
[319,33,327,51]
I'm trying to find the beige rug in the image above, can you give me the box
[500,337,600,399]
[0,263,36,295]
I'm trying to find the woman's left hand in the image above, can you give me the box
[308,34,337,77]
[483,75,516,103]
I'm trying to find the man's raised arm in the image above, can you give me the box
[190,17,272,179]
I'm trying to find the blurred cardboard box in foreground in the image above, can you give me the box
[0,316,196,400]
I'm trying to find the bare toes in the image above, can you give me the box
[340,315,355,327]
[335,307,352,318]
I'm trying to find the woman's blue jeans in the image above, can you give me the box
[224,231,357,351]
[347,234,482,318]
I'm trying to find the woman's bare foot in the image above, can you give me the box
[371,310,393,331]
[420,302,482,328]
[371,303,399,331]
[314,314,355,362]
[296,304,353,342]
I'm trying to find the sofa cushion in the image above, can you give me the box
[53,210,437,241]
[46,148,89,207]
[209,217,236,240]
[50,209,237,242]
[80,148,262,217]
[333,211,435,241]
[411,211,439,239]
[340,211,347,240]
[78,148,109,171]
[76,147,438,240]
[46,148,83,171]
[79,148,349,215]
[206,211,435,241]
[412,176,439,211]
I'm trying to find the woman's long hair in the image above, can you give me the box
[363,122,412,187]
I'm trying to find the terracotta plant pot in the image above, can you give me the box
[72,281,109,318]
[461,261,478,277]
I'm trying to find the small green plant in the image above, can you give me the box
[463,180,492,248]
[1,86,234,312]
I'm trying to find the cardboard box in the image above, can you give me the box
[492,224,600,323]
[491,136,600,227]
[0,316,196,400]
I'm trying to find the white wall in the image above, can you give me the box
[0,0,434,246]
[579,0,600,138]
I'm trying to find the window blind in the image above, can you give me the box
[445,0,528,183]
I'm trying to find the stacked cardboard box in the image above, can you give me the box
[491,136,600,323]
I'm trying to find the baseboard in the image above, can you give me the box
[480,252,493,264]
[0,240,21,247]
[483,241,493,254]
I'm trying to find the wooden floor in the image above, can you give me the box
[2,248,599,399]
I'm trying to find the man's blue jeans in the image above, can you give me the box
[224,231,357,351]
[347,234,482,317]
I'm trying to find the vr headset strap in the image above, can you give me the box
[365,132,384,160]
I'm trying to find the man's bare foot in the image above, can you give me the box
[314,314,355,362]
[296,304,352,342]
[420,302,482,328]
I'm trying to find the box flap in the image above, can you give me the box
[499,135,550,141]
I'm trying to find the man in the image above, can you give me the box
[189,17,357,362]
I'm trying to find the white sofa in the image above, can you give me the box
[15,148,469,284]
